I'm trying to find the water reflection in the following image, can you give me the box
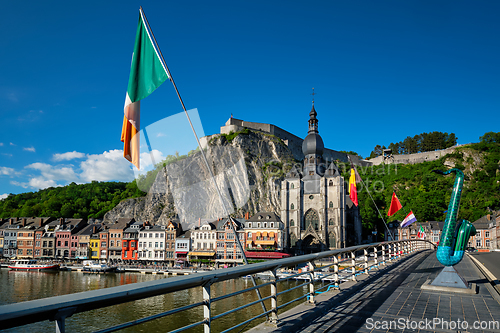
[0,269,311,332]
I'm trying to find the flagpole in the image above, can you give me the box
[348,157,395,241]
[139,7,268,317]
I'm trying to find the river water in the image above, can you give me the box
[0,268,312,332]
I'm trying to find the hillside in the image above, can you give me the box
[0,181,145,219]
[339,142,500,233]
[1,131,498,234]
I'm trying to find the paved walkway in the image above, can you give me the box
[249,250,500,333]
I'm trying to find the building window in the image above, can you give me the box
[485,231,490,238]
[290,219,294,227]
[291,203,294,210]
[329,219,334,226]
[476,239,481,247]
[486,240,490,247]
[291,183,294,189]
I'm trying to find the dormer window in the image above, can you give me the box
[266,215,271,220]
[258,216,263,220]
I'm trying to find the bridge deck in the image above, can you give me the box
[249,250,500,333]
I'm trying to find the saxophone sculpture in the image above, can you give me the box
[433,168,476,266]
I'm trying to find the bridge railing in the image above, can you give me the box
[0,240,435,333]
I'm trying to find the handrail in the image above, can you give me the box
[0,240,435,332]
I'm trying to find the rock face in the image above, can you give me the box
[104,130,297,229]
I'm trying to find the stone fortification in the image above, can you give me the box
[369,146,465,166]
[221,118,370,166]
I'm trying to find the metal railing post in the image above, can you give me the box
[381,244,386,265]
[373,246,378,268]
[334,255,339,289]
[270,268,279,325]
[307,261,316,304]
[51,307,76,333]
[203,282,211,333]
[351,252,356,281]
[363,249,369,274]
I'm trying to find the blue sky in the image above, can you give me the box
[1,1,499,198]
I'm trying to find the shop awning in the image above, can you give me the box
[269,232,275,237]
[175,251,188,254]
[244,251,291,259]
[255,240,276,245]
[189,251,216,256]
[262,232,268,236]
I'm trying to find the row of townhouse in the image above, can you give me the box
[0,211,288,266]
[385,212,500,252]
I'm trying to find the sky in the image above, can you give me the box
[1,0,499,199]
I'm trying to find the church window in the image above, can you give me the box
[329,232,336,248]
[309,171,314,176]
[304,209,319,231]
[329,180,333,186]
[291,183,294,189]
[291,203,294,210]
[317,157,320,164]
[290,219,294,227]
[309,195,314,199]
[309,156,314,164]
[329,201,333,208]
[329,218,334,226]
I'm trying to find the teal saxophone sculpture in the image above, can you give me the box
[433,168,476,266]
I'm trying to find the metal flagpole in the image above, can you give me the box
[139,7,268,318]
[348,157,396,241]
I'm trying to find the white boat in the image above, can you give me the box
[82,260,116,273]
[8,259,59,272]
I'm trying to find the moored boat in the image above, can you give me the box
[82,260,117,273]
[8,260,60,272]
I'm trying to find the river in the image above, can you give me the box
[0,268,312,332]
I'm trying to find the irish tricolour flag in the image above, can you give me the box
[121,9,170,169]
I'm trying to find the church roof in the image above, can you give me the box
[286,165,302,178]
[302,104,324,156]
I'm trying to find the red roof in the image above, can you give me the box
[244,251,291,259]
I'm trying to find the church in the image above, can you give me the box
[280,104,362,254]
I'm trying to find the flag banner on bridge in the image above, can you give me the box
[121,8,170,169]
[387,192,402,216]
[401,211,417,228]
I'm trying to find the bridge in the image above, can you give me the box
[1,240,499,333]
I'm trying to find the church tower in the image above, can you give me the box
[281,103,349,254]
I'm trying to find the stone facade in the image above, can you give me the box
[280,104,362,253]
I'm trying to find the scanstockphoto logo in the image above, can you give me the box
[132,109,251,228]
[365,317,500,331]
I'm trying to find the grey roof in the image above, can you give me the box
[247,211,281,223]
[76,224,99,236]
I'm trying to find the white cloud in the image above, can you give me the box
[53,151,86,162]
[0,142,3,146]
[156,132,166,137]
[140,149,165,169]
[26,162,79,183]
[6,149,136,191]
[23,146,36,152]
[10,180,29,188]
[79,149,135,182]
[0,166,16,176]
[0,193,9,200]
[10,142,16,146]
[28,177,60,190]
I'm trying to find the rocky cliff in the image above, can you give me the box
[104,130,297,229]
